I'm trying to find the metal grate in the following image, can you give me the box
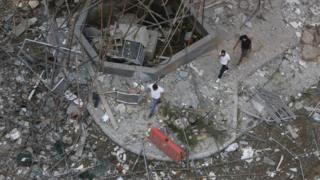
[252,88,296,123]
[51,78,70,96]
[111,40,145,65]
[116,91,143,105]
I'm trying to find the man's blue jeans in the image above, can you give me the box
[149,98,160,117]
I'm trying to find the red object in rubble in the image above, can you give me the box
[148,127,186,163]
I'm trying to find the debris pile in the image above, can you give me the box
[0,0,320,179]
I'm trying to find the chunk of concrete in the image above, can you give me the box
[310,5,320,16]
[263,156,276,166]
[115,104,126,114]
[289,21,301,29]
[312,112,320,123]
[5,128,21,141]
[13,18,38,37]
[55,0,65,7]
[56,18,67,28]
[225,143,239,152]
[245,22,253,28]
[174,117,189,129]
[241,146,254,163]
[294,101,303,110]
[252,100,265,113]
[289,168,298,172]
[286,0,300,5]
[286,125,299,139]
[208,172,216,180]
[28,0,40,9]
[179,71,189,78]
[62,135,73,145]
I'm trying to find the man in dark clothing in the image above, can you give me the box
[233,35,252,65]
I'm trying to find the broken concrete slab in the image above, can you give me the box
[225,143,239,152]
[286,125,299,139]
[13,18,38,37]
[115,104,126,114]
[263,157,276,166]
[312,112,320,123]
[28,0,40,9]
[179,71,189,78]
[5,128,21,141]
[241,146,254,163]
[173,117,190,129]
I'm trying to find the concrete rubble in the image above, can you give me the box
[5,128,21,141]
[225,142,239,152]
[241,146,255,163]
[0,0,320,179]
[28,0,40,9]
[13,17,38,37]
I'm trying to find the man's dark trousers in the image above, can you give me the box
[218,65,228,79]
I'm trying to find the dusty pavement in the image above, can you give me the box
[0,0,320,179]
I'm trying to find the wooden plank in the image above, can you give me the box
[233,82,239,133]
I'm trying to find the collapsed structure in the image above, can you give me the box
[1,0,320,179]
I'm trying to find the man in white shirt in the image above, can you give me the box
[216,50,231,83]
[147,83,164,118]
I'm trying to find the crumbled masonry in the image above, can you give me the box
[0,0,320,179]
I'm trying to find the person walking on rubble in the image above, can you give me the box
[216,50,231,83]
[233,34,252,65]
[147,83,164,118]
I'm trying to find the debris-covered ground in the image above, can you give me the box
[0,0,320,179]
